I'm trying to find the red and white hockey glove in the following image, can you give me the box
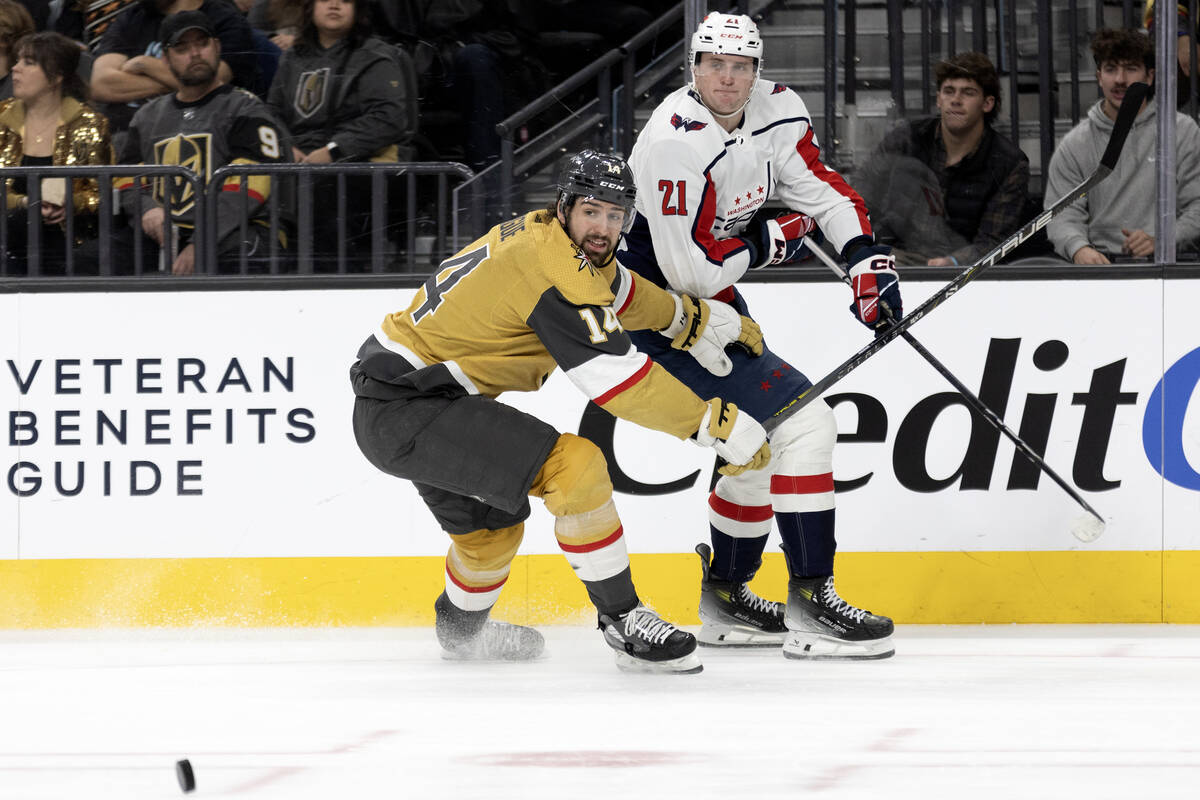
[847,244,902,335]
[744,211,818,268]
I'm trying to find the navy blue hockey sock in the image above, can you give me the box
[707,529,769,583]
[776,509,836,577]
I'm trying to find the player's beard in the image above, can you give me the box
[581,235,617,268]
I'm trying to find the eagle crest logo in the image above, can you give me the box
[670,113,707,132]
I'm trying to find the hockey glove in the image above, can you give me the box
[694,398,771,476]
[847,244,902,336]
[743,211,819,269]
[661,294,763,377]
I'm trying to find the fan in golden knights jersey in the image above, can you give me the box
[617,14,901,660]
[350,150,771,674]
[111,10,289,275]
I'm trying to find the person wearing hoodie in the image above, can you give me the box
[1044,27,1200,264]
[266,0,412,269]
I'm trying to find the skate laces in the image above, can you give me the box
[820,578,868,623]
[736,583,780,616]
[624,605,675,645]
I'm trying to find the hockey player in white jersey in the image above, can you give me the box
[618,12,901,659]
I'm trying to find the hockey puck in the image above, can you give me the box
[176,759,196,793]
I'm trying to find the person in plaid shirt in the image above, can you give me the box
[856,51,1031,267]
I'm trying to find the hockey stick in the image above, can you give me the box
[803,236,1107,542]
[764,80,1146,442]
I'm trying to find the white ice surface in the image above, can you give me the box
[2,625,1199,799]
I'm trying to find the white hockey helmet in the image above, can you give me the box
[690,13,764,72]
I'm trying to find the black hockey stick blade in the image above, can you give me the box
[763,82,1147,434]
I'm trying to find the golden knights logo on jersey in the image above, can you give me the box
[152,133,211,214]
[293,68,329,119]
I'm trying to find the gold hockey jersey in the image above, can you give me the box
[355,210,708,439]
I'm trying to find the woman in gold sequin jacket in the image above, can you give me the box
[0,31,112,274]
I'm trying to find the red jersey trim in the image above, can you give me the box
[593,355,653,406]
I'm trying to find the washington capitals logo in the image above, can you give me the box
[771,83,788,94]
[670,113,707,132]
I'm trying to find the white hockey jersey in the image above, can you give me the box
[620,80,873,298]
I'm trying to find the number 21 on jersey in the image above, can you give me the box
[658,179,687,216]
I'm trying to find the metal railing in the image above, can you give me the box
[204,162,476,274]
[486,3,688,219]
[1,162,475,277]
[0,165,204,276]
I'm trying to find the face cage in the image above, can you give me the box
[558,192,636,235]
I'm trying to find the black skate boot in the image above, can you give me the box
[598,604,703,674]
[695,543,786,647]
[434,592,545,661]
[780,545,894,660]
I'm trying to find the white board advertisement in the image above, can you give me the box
[1,278,1196,558]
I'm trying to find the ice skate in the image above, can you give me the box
[435,592,545,661]
[598,604,702,674]
[695,543,786,647]
[782,574,895,660]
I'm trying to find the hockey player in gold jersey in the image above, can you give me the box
[350,151,770,673]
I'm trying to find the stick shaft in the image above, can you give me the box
[762,82,1148,435]
[804,237,1104,523]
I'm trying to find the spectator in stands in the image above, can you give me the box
[247,0,302,51]
[855,51,1030,266]
[90,0,261,142]
[0,31,112,274]
[0,0,35,100]
[407,2,547,171]
[267,0,412,268]
[81,10,289,274]
[1045,28,1200,263]
[1144,0,1197,108]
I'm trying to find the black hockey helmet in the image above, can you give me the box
[555,149,637,232]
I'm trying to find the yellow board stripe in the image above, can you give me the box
[1,551,1196,628]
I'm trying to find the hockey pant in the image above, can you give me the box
[351,384,638,620]
[708,397,839,582]
[442,433,639,618]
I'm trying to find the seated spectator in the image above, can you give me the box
[0,0,35,101]
[89,0,261,143]
[409,1,547,171]
[1144,0,1198,108]
[79,10,290,274]
[266,0,412,269]
[855,51,1031,266]
[247,0,302,51]
[0,31,113,275]
[53,0,138,53]
[1045,28,1200,263]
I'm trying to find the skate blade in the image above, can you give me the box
[613,650,703,674]
[782,632,895,661]
[697,623,785,648]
